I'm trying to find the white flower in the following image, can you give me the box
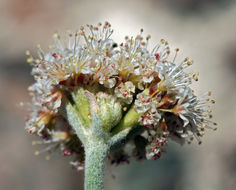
[155,59,193,95]
[94,59,118,88]
[134,92,152,113]
[134,91,162,127]
[145,136,167,160]
[139,104,161,127]
[145,121,169,160]
[162,87,217,144]
[114,81,135,104]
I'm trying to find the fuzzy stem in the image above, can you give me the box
[84,141,109,190]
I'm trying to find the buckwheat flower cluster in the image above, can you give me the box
[24,22,216,172]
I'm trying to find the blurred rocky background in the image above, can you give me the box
[0,0,235,189]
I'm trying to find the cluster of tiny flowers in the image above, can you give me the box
[24,22,216,169]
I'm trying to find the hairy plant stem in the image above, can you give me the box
[84,141,109,190]
[64,88,142,190]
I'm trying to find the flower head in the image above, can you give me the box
[24,22,216,169]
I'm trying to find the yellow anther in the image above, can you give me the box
[202,113,207,117]
[45,155,51,160]
[161,39,165,44]
[35,151,40,156]
[35,59,41,64]
[36,44,41,49]
[32,141,36,145]
[19,102,24,106]
[25,50,30,56]
[136,35,141,40]
[66,29,72,33]
[146,35,151,40]
[28,86,33,91]
[187,60,193,66]
[193,72,199,81]
[27,58,33,63]
[184,57,189,62]
[53,33,58,38]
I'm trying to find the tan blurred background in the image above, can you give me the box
[0,0,236,189]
